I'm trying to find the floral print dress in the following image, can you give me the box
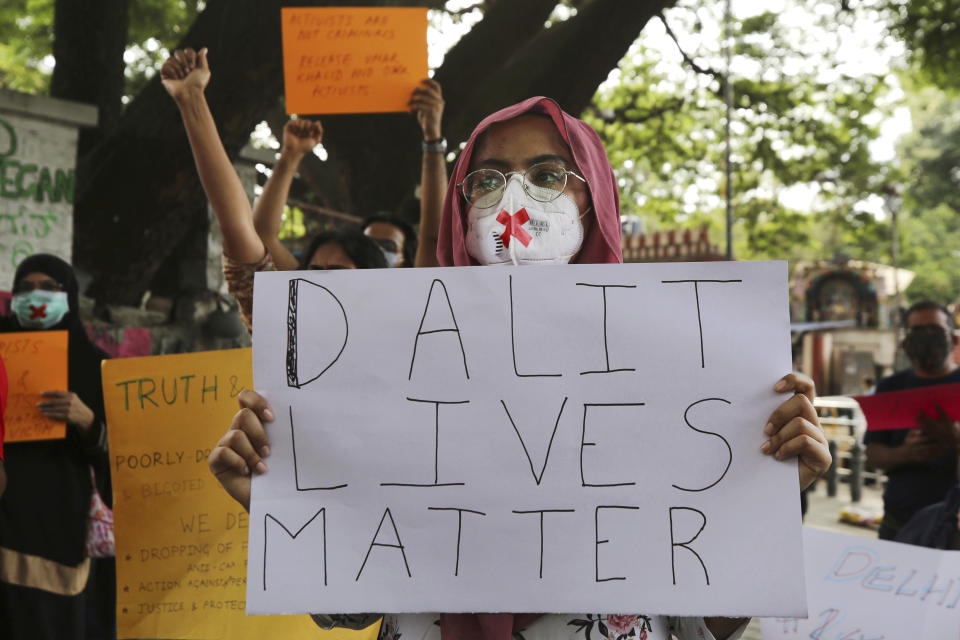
[313,613,748,640]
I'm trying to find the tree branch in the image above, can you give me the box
[442,1,487,17]
[586,96,686,124]
[433,0,559,129]
[441,0,676,141]
[658,12,724,83]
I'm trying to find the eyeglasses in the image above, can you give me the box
[13,279,64,294]
[458,161,586,209]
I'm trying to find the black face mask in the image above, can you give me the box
[903,326,952,373]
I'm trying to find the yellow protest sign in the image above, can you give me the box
[103,348,378,639]
[281,6,429,114]
[0,330,68,441]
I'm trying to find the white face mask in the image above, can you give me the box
[465,177,585,266]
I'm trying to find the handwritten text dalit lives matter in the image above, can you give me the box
[247,261,806,617]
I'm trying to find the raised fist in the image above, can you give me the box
[282,118,324,156]
[161,47,211,102]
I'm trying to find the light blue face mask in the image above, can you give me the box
[11,290,70,329]
[380,247,400,268]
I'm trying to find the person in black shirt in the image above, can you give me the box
[864,300,960,540]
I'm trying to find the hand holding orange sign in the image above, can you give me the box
[281,7,429,114]
[0,330,68,442]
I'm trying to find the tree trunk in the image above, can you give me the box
[75,0,285,304]
[444,0,679,138]
[432,0,561,135]
[51,0,129,154]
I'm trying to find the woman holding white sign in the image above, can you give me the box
[209,98,831,640]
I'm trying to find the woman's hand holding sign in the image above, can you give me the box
[37,390,96,433]
[761,372,831,490]
[209,390,274,511]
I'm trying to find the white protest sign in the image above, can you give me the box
[247,261,805,617]
[0,111,78,280]
[761,527,960,639]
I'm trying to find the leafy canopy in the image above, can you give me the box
[897,84,960,302]
[586,0,898,265]
[0,0,202,97]
[890,0,960,92]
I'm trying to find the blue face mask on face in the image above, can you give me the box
[380,247,400,268]
[11,290,70,329]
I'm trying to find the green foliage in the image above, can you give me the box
[897,86,960,303]
[128,0,203,45]
[277,205,307,240]
[124,0,203,98]
[890,0,960,92]
[586,0,895,265]
[0,0,55,92]
[900,204,960,303]
[0,0,203,97]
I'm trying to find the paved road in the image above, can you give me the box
[738,481,884,640]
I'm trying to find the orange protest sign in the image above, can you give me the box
[103,348,378,640]
[0,330,68,442]
[281,6,429,114]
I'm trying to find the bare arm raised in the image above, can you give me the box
[410,79,447,268]
[161,47,265,263]
[252,119,324,271]
[253,119,323,271]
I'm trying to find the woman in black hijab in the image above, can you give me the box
[0,254,112,639]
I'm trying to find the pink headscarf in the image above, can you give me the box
[437,97,623,267]
[437,98,622,639]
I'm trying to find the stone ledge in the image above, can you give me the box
[0,89,99,128]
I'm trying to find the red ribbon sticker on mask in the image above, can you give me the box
[496,207,533,249]
[29,304,47,319]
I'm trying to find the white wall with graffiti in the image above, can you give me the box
[0,90,96,287]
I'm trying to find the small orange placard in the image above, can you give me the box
[281,6,429,114]
[0,330,68,442]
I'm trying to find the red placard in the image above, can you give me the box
[854,382,960,431]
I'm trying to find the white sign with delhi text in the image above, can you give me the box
[246,261,806,617]
[761,527,960,639]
